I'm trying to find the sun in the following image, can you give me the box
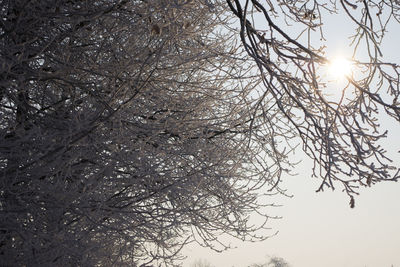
[321,55,356,103]
[328,56,353,80]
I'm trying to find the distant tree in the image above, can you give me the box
[267,256,291,267]
[249,264,267,267]
[191,259,214,267]
[249,256,291,267]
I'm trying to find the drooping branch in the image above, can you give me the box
[227,0,400,205]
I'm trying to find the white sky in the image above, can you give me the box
[183,4,400,267]
[183,163,400,267]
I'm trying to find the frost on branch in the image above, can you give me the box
[227,0,400,202]
[0,0,291,265]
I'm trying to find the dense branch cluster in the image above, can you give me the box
[1,0,400,265]
[0,0,290,265]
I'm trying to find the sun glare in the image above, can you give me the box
[328,56,353,80]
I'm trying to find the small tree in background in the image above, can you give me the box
[191,259,215,267]
[249,256,291,267]
[267,256,291,267]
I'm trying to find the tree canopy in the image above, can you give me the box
[1,0,399,266]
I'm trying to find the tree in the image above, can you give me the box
[227,0,400,207]
[249,256,291,267]
[267,256,291,267]
[1,0,289,266]
[1,0,399,266]
[191,259,214,267]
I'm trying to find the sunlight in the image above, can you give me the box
[320,55,357,104]
[328,56,353,80]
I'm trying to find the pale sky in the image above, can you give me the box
[183,161,400,267]
[182,4,400,267]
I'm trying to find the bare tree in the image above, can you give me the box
[0,0,290,266]
[227,0,400,207]
[1,0,399,266]
[267,256,291,267]
[191,259,215,267]
[249,256,291,267]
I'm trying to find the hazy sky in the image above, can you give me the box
[183,4,400,267]
[183,163,400,267]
